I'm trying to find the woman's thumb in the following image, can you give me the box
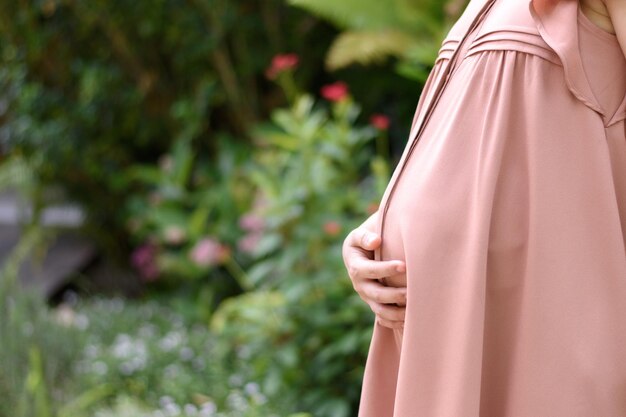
[362,231,380,249]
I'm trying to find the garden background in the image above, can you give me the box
[0,0,466,416]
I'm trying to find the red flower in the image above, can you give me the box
[265,53,299,80]
[320,81,349,102]
[323,220,342,236]
[370,114,390,130]
[367,202,379,214]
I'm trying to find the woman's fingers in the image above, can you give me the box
[348,226,381,252]
[342,225,406,280]
[376,316,404,330]
[348,257,405,281]
[358,280,406,306]
[342,221,409,323]
[368,300,406,322]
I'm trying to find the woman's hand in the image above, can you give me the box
[342,211,407,330]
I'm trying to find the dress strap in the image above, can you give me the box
[374,0,499,268]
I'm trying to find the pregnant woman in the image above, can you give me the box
[342,0,626,415]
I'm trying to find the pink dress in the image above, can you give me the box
[359,0,626,415]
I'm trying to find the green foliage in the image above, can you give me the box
[289,0,402,29]
[63,295,310,416]
[327,29,418,69]
[121,134,251,283]
[0,0,331,259]
[0,2,465,415]
[0,228,83,417]
[207,79,389,416]
[0,81,391,415]
[0,283,304,417]
[66,297,226,413]
[288,0,468,81]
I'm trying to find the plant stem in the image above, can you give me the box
[278,71,299,105]
[376,131,390,161]
[224,257,253,292]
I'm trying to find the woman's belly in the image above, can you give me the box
[380,205,408,288]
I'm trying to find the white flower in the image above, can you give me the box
[199,401,217,417]
[112,334,147,360]
[164,364,180,378]
[139,324,157,338]
[84,344,100,358]
[164,402,181,416]
[74,313,89,330]
[236,345,252,360]
[179,347,194,361]
[159,331,184,352]
[228,374,243,387]
[92,361,108,375]
[183,404,198,416]
[159,396,175,408]
[226,391,248,411]
[244,382,260,396]
[192,357,205,370]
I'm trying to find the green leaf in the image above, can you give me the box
[326,29,417,70]
[264,132,300,151]
[188,206,211,239]
[252,233,283,258]
[125,165,163,185]
[171,137,195,188]
[292,94,315,119]
[246,260,277,287]
[288,0,399,30]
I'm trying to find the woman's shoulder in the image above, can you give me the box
[579,0,616,34]
[602,0,626,58]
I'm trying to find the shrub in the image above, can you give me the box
[0,0,333,259]
[208,68,391,417]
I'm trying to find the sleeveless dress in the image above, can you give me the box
[358,0,626,415]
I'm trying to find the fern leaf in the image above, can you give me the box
[288,0,400,30]
[325,30,418,70]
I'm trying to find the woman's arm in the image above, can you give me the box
[604,0,626,58]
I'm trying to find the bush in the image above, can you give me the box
[207,68,390,417]
[0,226,83,417]
[0,0,334,259]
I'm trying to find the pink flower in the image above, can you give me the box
[189,237,228,267]
[131,243,160,282]
[320,81,349,102]
[131,244,154,268]
[265,53,299,80]
[370,113,390,130]
[239,213,265,232]
[164,226,186,245]
[140,264,159,281]
[323,221,342,236]
[237,232,262,254]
